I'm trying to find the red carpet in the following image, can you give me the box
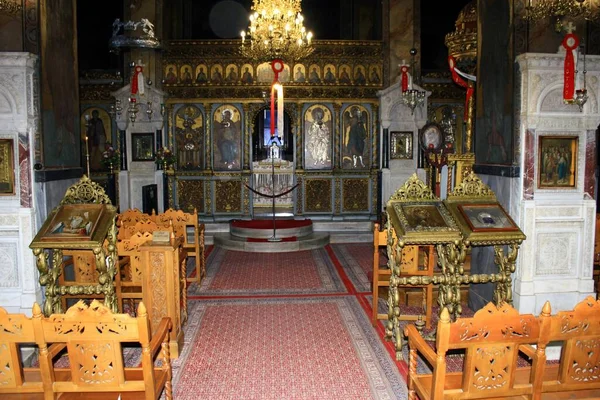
[173,298,406,399]
[231,219,312,229]
[188,247,347,296]
[330,244,375,293]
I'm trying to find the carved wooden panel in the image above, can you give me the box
[149,251,167,334]
[304,179,332,213]
[214,180,242,213]
[342,178,369,212]
[467,344,515,393]
[177,179,204,214]
[67,341,124,386]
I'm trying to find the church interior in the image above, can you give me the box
[1,0,600,398]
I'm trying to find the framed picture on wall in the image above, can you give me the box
[0,139,14,194]
[132,133,155,161]
[390,131,412,160]
[537,135,577,189]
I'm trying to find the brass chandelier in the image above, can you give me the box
[524,0,599,29]
[240,0,314,63]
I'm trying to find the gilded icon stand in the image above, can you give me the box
[30,175,118,316]
[444,172,526,306]
[385,174,462,360]
[384,173,526,360]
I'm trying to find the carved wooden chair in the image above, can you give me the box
[155,208,205,283]
[116,208,150,229]
[0,305,51,399]
[34,300,172,400]
[372,222,435,329]
[115,231,155,313]
[405,302,545,400]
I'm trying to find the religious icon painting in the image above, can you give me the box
[279,63,291,83]
[537,135,578,189]
[210,65,223,84]
[390,131,412,160]
[81,107,111,171]
[294,64,306,83]
[354,65,367,85]
[368,65,381,85]
[342,104,369,169]
[175,105,204,170]
[164,64,178,84]
[338,64,352,84]
[225,64,238,83]
[304,104,333,170]
[195,64,208,84]
[212,105,242,171]
[256,62,274,83]
[180,64,193,84]
[457,203,519,233]
[0,139,15,195]
[308,64,321,84]
[323,64,336,84]
[240,64,254,84]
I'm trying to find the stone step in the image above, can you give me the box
[213,232,330,253]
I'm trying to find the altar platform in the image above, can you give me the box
[213,219,334,253]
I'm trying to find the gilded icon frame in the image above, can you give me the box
[40,203,106,242]
[131,132,155,161]
[390,131,412,160]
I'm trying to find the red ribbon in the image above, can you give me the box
[562,33,579,101]
[448,56,472,119]
[131,66,143,95]
[400,65,409,92]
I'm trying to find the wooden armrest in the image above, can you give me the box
[404,324,437,366]
[519,344,536,360]
[149,317,172,358]
[47,343,67,359]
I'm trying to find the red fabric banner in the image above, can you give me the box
[447,56,472,119]
[562,33,579,101]
[131,65,143,95]
[270,59,285,137]
[400,65,409,92]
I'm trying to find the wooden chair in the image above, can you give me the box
[34,300,173,400]
[405,302,545,400]
[532,295,600,398]
[155,208,205,283]
[372,222,435,329]
[0,306,50,399]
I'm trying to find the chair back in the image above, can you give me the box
[0,307,42,394]
[544,296,600,390]
[34,300,158,397]
[435,302,542,398]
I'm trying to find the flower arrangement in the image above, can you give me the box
[102,143,120,169]
[155,146,176,168]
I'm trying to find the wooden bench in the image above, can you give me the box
[405,301,544,399]
[406,296,600,399]
[34,300,173,400]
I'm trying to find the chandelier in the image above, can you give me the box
[240,0,314,63]
[524,0,599,30]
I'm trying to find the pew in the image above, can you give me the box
[405,297,600,399]
[405,301,544,400]
[34,300,173,400]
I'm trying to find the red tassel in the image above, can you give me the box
[562,33,579,101]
